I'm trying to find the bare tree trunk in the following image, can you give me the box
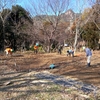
[73,0,92,52]
[74,27,78,53]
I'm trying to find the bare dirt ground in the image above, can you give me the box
[1,50,99,86]
[0,50,100,100]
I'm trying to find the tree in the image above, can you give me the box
[79,1,100,50]
[81,22,99,49]
[81,1,100,30]
[72,0,92,52]
[0,4,33,51]
[23,0,100,52]
[71,0,100,52]
[0,0,17,51]
[25,0,70,52]
[81,8,92,21]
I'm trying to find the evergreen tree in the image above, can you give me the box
[81,22,99,49]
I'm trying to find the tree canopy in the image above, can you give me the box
[81,22,99,49]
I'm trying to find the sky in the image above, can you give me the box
[15,0,95,15]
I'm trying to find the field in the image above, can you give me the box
[0,50,100,100]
